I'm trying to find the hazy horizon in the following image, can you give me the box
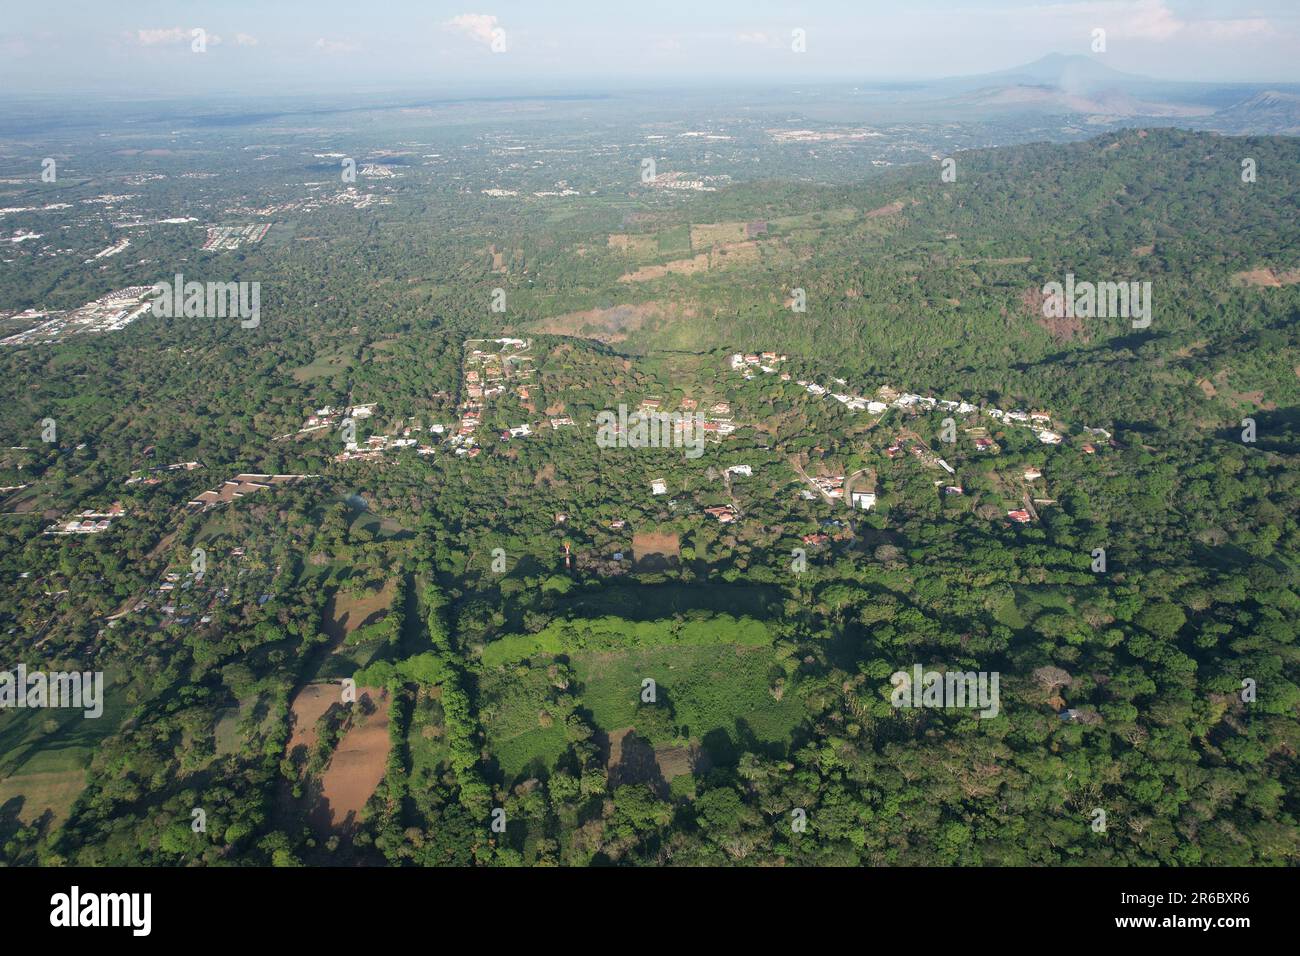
[3,0,1299,100]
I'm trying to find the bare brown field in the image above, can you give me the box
[1235,267,1300,287]
[633,530,680,570]
[690,222,748,246]
[316,689,391,829]
[285,683,338,759]
[603,728,709,797]
[865,199,906,219]
[531,302,679,343]
[619,252,711,283]
[324,579,398,645]
[711,240,761,266]
[618,241,760,283]
[654,741,710,782]
[606,234,658,257]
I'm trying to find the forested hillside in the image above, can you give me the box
[1,127,1296,867]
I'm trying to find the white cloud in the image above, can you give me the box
[314,37,360,54]
[1023,0,1274,43]
[131,27,222,47]
[737,32,770,46]
[445,13,503,48]
[235,33,259,47]
[133,28,188,46]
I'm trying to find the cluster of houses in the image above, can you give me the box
[188,473,313,510]
[201,224,271,251]
[335,432,426,462]
[453,338,534,458]
[813,474,845,499]
[43,503,126,535]
[125,460,201,486]
[637,396,738,438]
[146,567,227,625]
[724,351,1119,524]
[1,286,156,346]
[731,351,789,378]
[884,436,957,475]
[133,547,275,627]
[278,402,376,441]
[734,354,1111,453]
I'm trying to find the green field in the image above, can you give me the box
[0,666,136,826]
[656,224,692,255]
[480,613,772,667]
[478,665,572,782]
[572,644,803,759]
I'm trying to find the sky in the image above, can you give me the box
[2,0,1298,98]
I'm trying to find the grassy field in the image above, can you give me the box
[656,224,692,255]
[0,665,135,825]
[479,639,804,783]
[478,666,571,782]
[573,643,804,763]
[407,688,451,780]
[290,348,353,382]
[480,613,772,667]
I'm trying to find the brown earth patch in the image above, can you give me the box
[619,252,711,283]
[601,728,710,798]
[607,234,658,257]
[285,683,338,760]
[324,579,398,646]
[1232,390,1273,409]
[632,530,680,571]
[690,222,748,247]
[1024,286,1085,342]
[532,302,678,343]
[711,240,760,266]
[865,200,905,219]
[315,689,391,831]
[654,741,711,782]
[1234,267,1300,287]
[145,529,178,561]
[605,728,666,794]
